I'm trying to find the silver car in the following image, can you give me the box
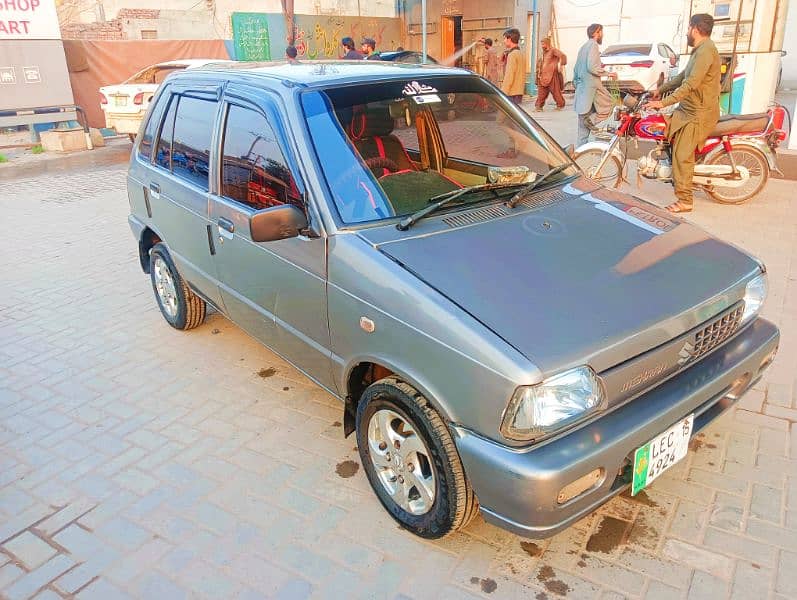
[127,61,779,539]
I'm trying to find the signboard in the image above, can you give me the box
[231,12,271,61]
[0,39,73,111]
[0,0,61,40]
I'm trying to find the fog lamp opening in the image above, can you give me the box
[726,373,752,401]
[557,468,604,504]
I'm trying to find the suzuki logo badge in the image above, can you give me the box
[677,340,696,367]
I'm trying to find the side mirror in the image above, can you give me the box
[564,144,575,158]
[250,204,309,243]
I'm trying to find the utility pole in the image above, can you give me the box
[421,0,427,64]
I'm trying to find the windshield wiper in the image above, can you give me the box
[506,163,571,208]
[396,182,523,231]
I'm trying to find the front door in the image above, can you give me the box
[208,86,335,392]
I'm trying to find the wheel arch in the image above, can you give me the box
[342,356,454,438]
[138,225,165,274]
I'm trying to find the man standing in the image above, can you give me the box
[501,28,526,106]
[484,38,501,86]
[285,46,298,62]
[341,37,363,60]
[535,37,567,111]
[362,38,379,59]
[644,13,720,213]
[573,23,617,146]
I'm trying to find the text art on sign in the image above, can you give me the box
[0,0,61,40]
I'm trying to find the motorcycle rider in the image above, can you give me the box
[644,13,720,213]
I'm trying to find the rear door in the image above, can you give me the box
[145,85,224,308]
[208,85,335,391]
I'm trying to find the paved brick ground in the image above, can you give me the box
[1,153,796,600]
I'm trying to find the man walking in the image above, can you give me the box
[644,13,720,213]
[573,23,617,145]
[501,28,526,106]
[341,37,363,60]
[535,37,567,111]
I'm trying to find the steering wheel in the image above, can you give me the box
[365,156,400,174]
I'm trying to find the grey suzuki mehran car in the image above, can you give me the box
[127,61,779,539]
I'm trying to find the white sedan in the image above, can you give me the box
[100,59,225,138]
[600,42,680,93]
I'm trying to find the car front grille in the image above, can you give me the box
[688,304,745,364]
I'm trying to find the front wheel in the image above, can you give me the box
[574,148,623,187]
[356,377,478,538]
[705,146,769,204]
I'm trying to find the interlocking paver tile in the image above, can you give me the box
[2,531,57,570]
[3,554,76,600]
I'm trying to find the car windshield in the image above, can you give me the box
[603,44,652,57]
[301,76,576,225]
[125,65,188,84]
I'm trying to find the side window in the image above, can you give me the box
[172,95,218,190]
[138,89,168,161]
[658,44,668,59]
[220,103,303,211]
[155,94,177,171]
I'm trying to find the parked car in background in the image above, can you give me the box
[100,59,225,139]
[127,61,778,540]
[368,50,439,64]
[601,42,679,93]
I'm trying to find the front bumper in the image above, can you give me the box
[453,317,779,538]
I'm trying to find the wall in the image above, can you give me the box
[402,0,531,66]
[282,13,402,58]
[552,0,690,83]
[780,0,797,88]
[58,0,395,40]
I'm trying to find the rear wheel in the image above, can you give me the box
[705,146,769,204]
[149,243,206,330]
[574,148,623,187]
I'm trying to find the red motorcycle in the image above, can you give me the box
[574,92,787,204]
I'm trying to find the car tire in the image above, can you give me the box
[356,376,479,539]
[149,243,206,330]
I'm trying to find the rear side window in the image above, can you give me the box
[155,94,177,171]
[139,90,168,161]
[220,104,302,211]
[172,96,219,190]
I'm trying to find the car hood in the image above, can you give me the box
[364,181,760,376]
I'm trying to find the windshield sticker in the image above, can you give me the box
[413,94,441,105]
[403,81,437,95]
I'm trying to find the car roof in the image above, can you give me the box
[183,60,469,88]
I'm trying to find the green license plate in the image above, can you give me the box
[632,414,694,495]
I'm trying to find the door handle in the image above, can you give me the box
[149,183,160,199]
[218,217,234,240]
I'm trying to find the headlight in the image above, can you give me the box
[500,367,605,441]
[741,272,767,324]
